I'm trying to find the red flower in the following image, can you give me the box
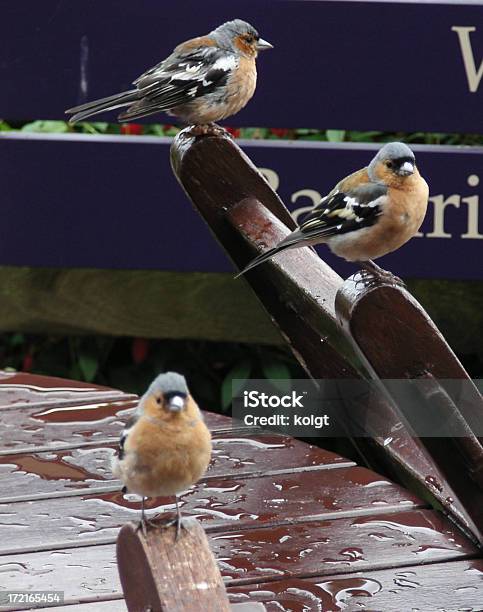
[132,338,149,364]
[22,349,34,372]
[121,124,144,135]
[224,126,241,138]
[270,128,291,138]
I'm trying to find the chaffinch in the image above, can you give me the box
[237,142,429,284]
[66,19,272,133]
[112,372,212,537]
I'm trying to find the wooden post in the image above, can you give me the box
[117,518,231,612]
[336,273,483,543]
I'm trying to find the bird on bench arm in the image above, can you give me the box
[112,372,212,539]
[237,142,429,286]
[65,19,272,136]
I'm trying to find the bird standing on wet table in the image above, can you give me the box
[112,372,212,538]
[237,142,429,285]
[66,19,273,135]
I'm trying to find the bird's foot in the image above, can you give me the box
[136,514,185,541]
[135,518,159,537]
[358,262,405,288]
[188,123,227,138]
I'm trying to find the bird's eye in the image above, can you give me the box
[245,35,254,44]
[156,396,162,405]
[385,161,393,169]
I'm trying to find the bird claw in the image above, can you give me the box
[135,515,185,541]
[187,123,227,138]
[356,263,405,289]
[136,518,157,537]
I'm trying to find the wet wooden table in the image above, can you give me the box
[0,372,481,611]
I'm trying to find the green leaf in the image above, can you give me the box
[325,129,346,142]
[79,122,109,134]
[78,353,99,382]
[240,127,269,139]
[21,121,69,133]
[262,360,292,394]
[221,360,252,410]
[9,333,25,347]
[0,121,12,131]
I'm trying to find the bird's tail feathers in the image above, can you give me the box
[65,89,140,124]
[235,233,309,278]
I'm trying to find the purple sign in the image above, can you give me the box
[0,1,482,132]
[0,133,481,280]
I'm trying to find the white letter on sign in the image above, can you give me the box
[452,26,483,93]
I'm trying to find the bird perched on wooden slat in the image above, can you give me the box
[65,19,272,135]
[112,372,212,538]
[237,142,429,285]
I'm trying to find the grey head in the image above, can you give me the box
[368,142,416,181]
[144,371,189,413]
[210,19,273,53]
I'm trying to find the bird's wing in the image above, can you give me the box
[120,45,237,119]
[118,413,139,460]
[297,182,387,241]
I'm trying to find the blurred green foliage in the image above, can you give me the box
[1,118,481,145]
[0,333,305,411]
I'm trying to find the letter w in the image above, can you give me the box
[452,27,483,92]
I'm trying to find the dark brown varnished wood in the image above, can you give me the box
[0,371,480,610]
[170,131,483,548]
[171,131,357,379]
[337,275,483,542]
[228,558,483,611]
[0,434,353,503]
[117,520,231,612]
[0,509,477,606]
[0,466,423,556]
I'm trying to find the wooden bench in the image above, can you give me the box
[0,367,481,610]
[167,129,483,608]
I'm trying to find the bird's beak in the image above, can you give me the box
[398,161,414,176]
[256,38,273,51]
[168,396,186,413]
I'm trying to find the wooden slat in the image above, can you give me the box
[170,131,478,536]
[0,434,353,503]
[0,509,476,609]
[0,372,134,410]
[337,276,483,543]
[228,559,483,611]
[0,467,422,555]
[171,132,362,380]
[0,400,253,454]
[117,520,231,612]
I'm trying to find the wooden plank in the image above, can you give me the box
[170,131,476,538]
[0,401,251,454]
[227,558,483,611]
[0,434,353,503]
[337,276,483,543]
[0,467,423,555]
[0,372,134,410]
[117,520,231,611]
[171,131,361,379]
[0,510,476,608]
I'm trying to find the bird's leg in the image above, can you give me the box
[136,496,148,537]
[358,260,405,287]
[174,496,185,541]
[188,123,227,137]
